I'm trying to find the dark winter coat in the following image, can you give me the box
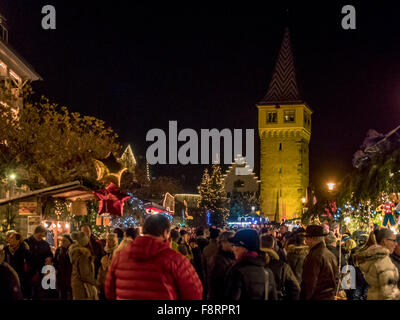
[262,248,300,300]
[25,236,53,278]
[286,245,309,285]
[191,246,206,285]
[0,262,23,300]
[203,239,219,282]
[208,249,235,300]
[105,235,203,300]
[53,246,72,292]
[300,241,338,300]
[88,235,104,277]
[3,242,30,290]
[327,245,347,270]
[391,252,400,290]
[196,236,209,253]
[70,246,98,300]
[224,252,278,300]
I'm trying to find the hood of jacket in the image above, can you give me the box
[260,248,280,263]
[70,245,92,262]
[127,235,170,261]
[287,245,309,256]
[353,245,389,265]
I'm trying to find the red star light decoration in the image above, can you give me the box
[94,183,131,217]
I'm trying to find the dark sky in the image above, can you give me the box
[1,1,400,193]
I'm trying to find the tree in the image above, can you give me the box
[198,164,229,227]
[0,87,120,188]
[228,190,245,221]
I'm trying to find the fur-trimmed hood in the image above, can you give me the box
[353,245,389,265]
[287,245,309,257]
[70,245,92,263]
[261,248,280,262]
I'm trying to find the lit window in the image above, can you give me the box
[267,112,277,123]
[284,110,295,122]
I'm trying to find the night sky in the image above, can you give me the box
[1,1,400,193]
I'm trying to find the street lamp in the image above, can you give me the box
[327,182,335,191]
[301,197,306,204]
[9,173,16,180]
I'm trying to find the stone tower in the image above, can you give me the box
[257,28,312,221]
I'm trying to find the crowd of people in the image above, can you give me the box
[1,215,400,300]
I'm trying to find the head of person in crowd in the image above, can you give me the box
[279,224,288,237]
[5,230,17,245]
[61,234,73,249]
[393,234,400,256]
[209,228,220,241]
[125,227,139,240]
[260,227,269,235]
[80,224,92,238]
[33,225,47,241]
[304,225,328,249]
[170,229,180,243]
[105,233,118,252]
[113,228,124,240]
[180,230,189,243]
[8,232,23,249]
[229,228,260,260]
[376,228,397,254]
[143,214,171,242]
[325,232,337,248]
[218,231,235,252]
[285,236,297,251]
[295,233,306,246]
[75,231,90,247]
[260,233,275,250]
[188,238,198,249]
[358,233,369,248]
[195,227,205,237]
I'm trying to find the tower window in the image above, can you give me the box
[279,143,282,151]
[284,110,295,122]
[267,112,277,123]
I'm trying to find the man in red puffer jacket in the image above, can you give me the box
[105,214,203,300]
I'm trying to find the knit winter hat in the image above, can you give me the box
[229,229,260,252]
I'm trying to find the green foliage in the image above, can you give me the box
[0,204,17,232]
[72,201,107,238]
[338,149,400,209]
[0,84,120,188]
[229,190,245,221]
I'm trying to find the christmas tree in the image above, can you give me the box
[228,190,246,221]
[198,164,229,227]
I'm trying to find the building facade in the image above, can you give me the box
[258,28,312,221]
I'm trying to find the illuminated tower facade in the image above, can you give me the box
[257,28,312,221]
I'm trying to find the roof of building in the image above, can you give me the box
[0,181,96,206]
[0,39,42,81]
[258,28,302,105]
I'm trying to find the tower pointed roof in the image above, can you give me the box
[259,28,302,105]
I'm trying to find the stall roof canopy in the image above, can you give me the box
[0,180,96,206]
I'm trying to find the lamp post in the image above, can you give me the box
[8,173,16,198]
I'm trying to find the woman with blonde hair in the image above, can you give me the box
[353,229,400,300]
[70,231,98,300]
